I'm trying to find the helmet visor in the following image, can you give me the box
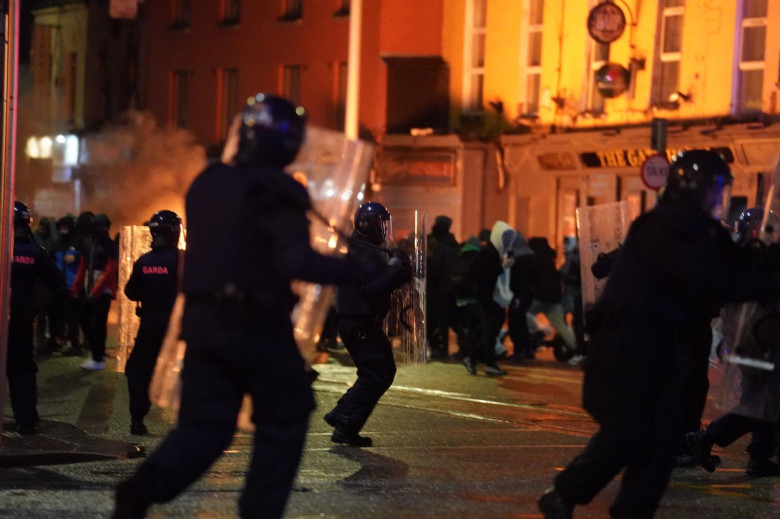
[381,217,392,245]
[707,180,732,221]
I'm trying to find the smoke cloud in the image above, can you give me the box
[78,111,206,228]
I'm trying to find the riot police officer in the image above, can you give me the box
[123,210,182,435]
[7,202,64,435]
[113,94,360,519]
[324,201,412,447]
[538,150,780,519]
[686,206,779,477]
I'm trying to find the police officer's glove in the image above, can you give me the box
[591,250,615,279]
[388,248,413,283]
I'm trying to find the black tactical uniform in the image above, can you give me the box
[325,202,411,447]
[8,202,65,434]
[538,150,779,519]
[123,211,181,435]
[114,94,357,519]
[685,207,780,477]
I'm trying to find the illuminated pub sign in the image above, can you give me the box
[378,151,457,186]
[580,146,734,169]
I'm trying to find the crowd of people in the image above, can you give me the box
[425,215,583,376]
[6,92,779,519]
[29,210,119,367]
[9,205,175,440]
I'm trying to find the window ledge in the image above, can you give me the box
[277,14,303,23]
[653,101,680,111]
[217,18,240,28]
[167,21,191,31]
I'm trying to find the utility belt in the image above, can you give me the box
[187,285,299,315]
[589,301,679,340]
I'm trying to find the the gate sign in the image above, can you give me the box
[640,154,670,191]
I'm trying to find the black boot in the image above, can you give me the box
[331,429,373,447]
[130,419,148,436]
[538,487,573,519]
[686,428,716,472]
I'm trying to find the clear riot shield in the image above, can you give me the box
[385,209,427,364]
[716,160,780,420]
[715,301,780,420]
[149,293,187,410]
[116,226,152,372]
[287,126,375,364]
[576,200,632,310]
[118,227,187,408]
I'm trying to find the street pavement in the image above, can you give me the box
[2,339,779,518]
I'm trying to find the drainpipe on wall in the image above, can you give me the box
[345,0,362,140]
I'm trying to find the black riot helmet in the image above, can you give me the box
[660,149,734,220]
[234,93,306,168]
[735,207,764,243]
[147,210,182,247]
[354,202,392,245]
[14,201,32,230]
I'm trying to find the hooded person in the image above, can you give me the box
[526,237,577,357]
[461,221,515,376]
[450,236,483,359]
[426,214,461,359]
[33,216,60,351]
[52,215,89,356]
[39,215,78,354]
[71,213,119,370]
[507,232,537,361]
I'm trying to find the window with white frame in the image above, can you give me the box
[283,65,302,106]
[653,0,684,106]
[735,0,767,112]
[464,0,487,113]
[217,68,238,141]
[521,0,544,116]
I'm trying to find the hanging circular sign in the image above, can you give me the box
[587,3,626,44]
[595,63,630,98]
[641,154,670,191]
